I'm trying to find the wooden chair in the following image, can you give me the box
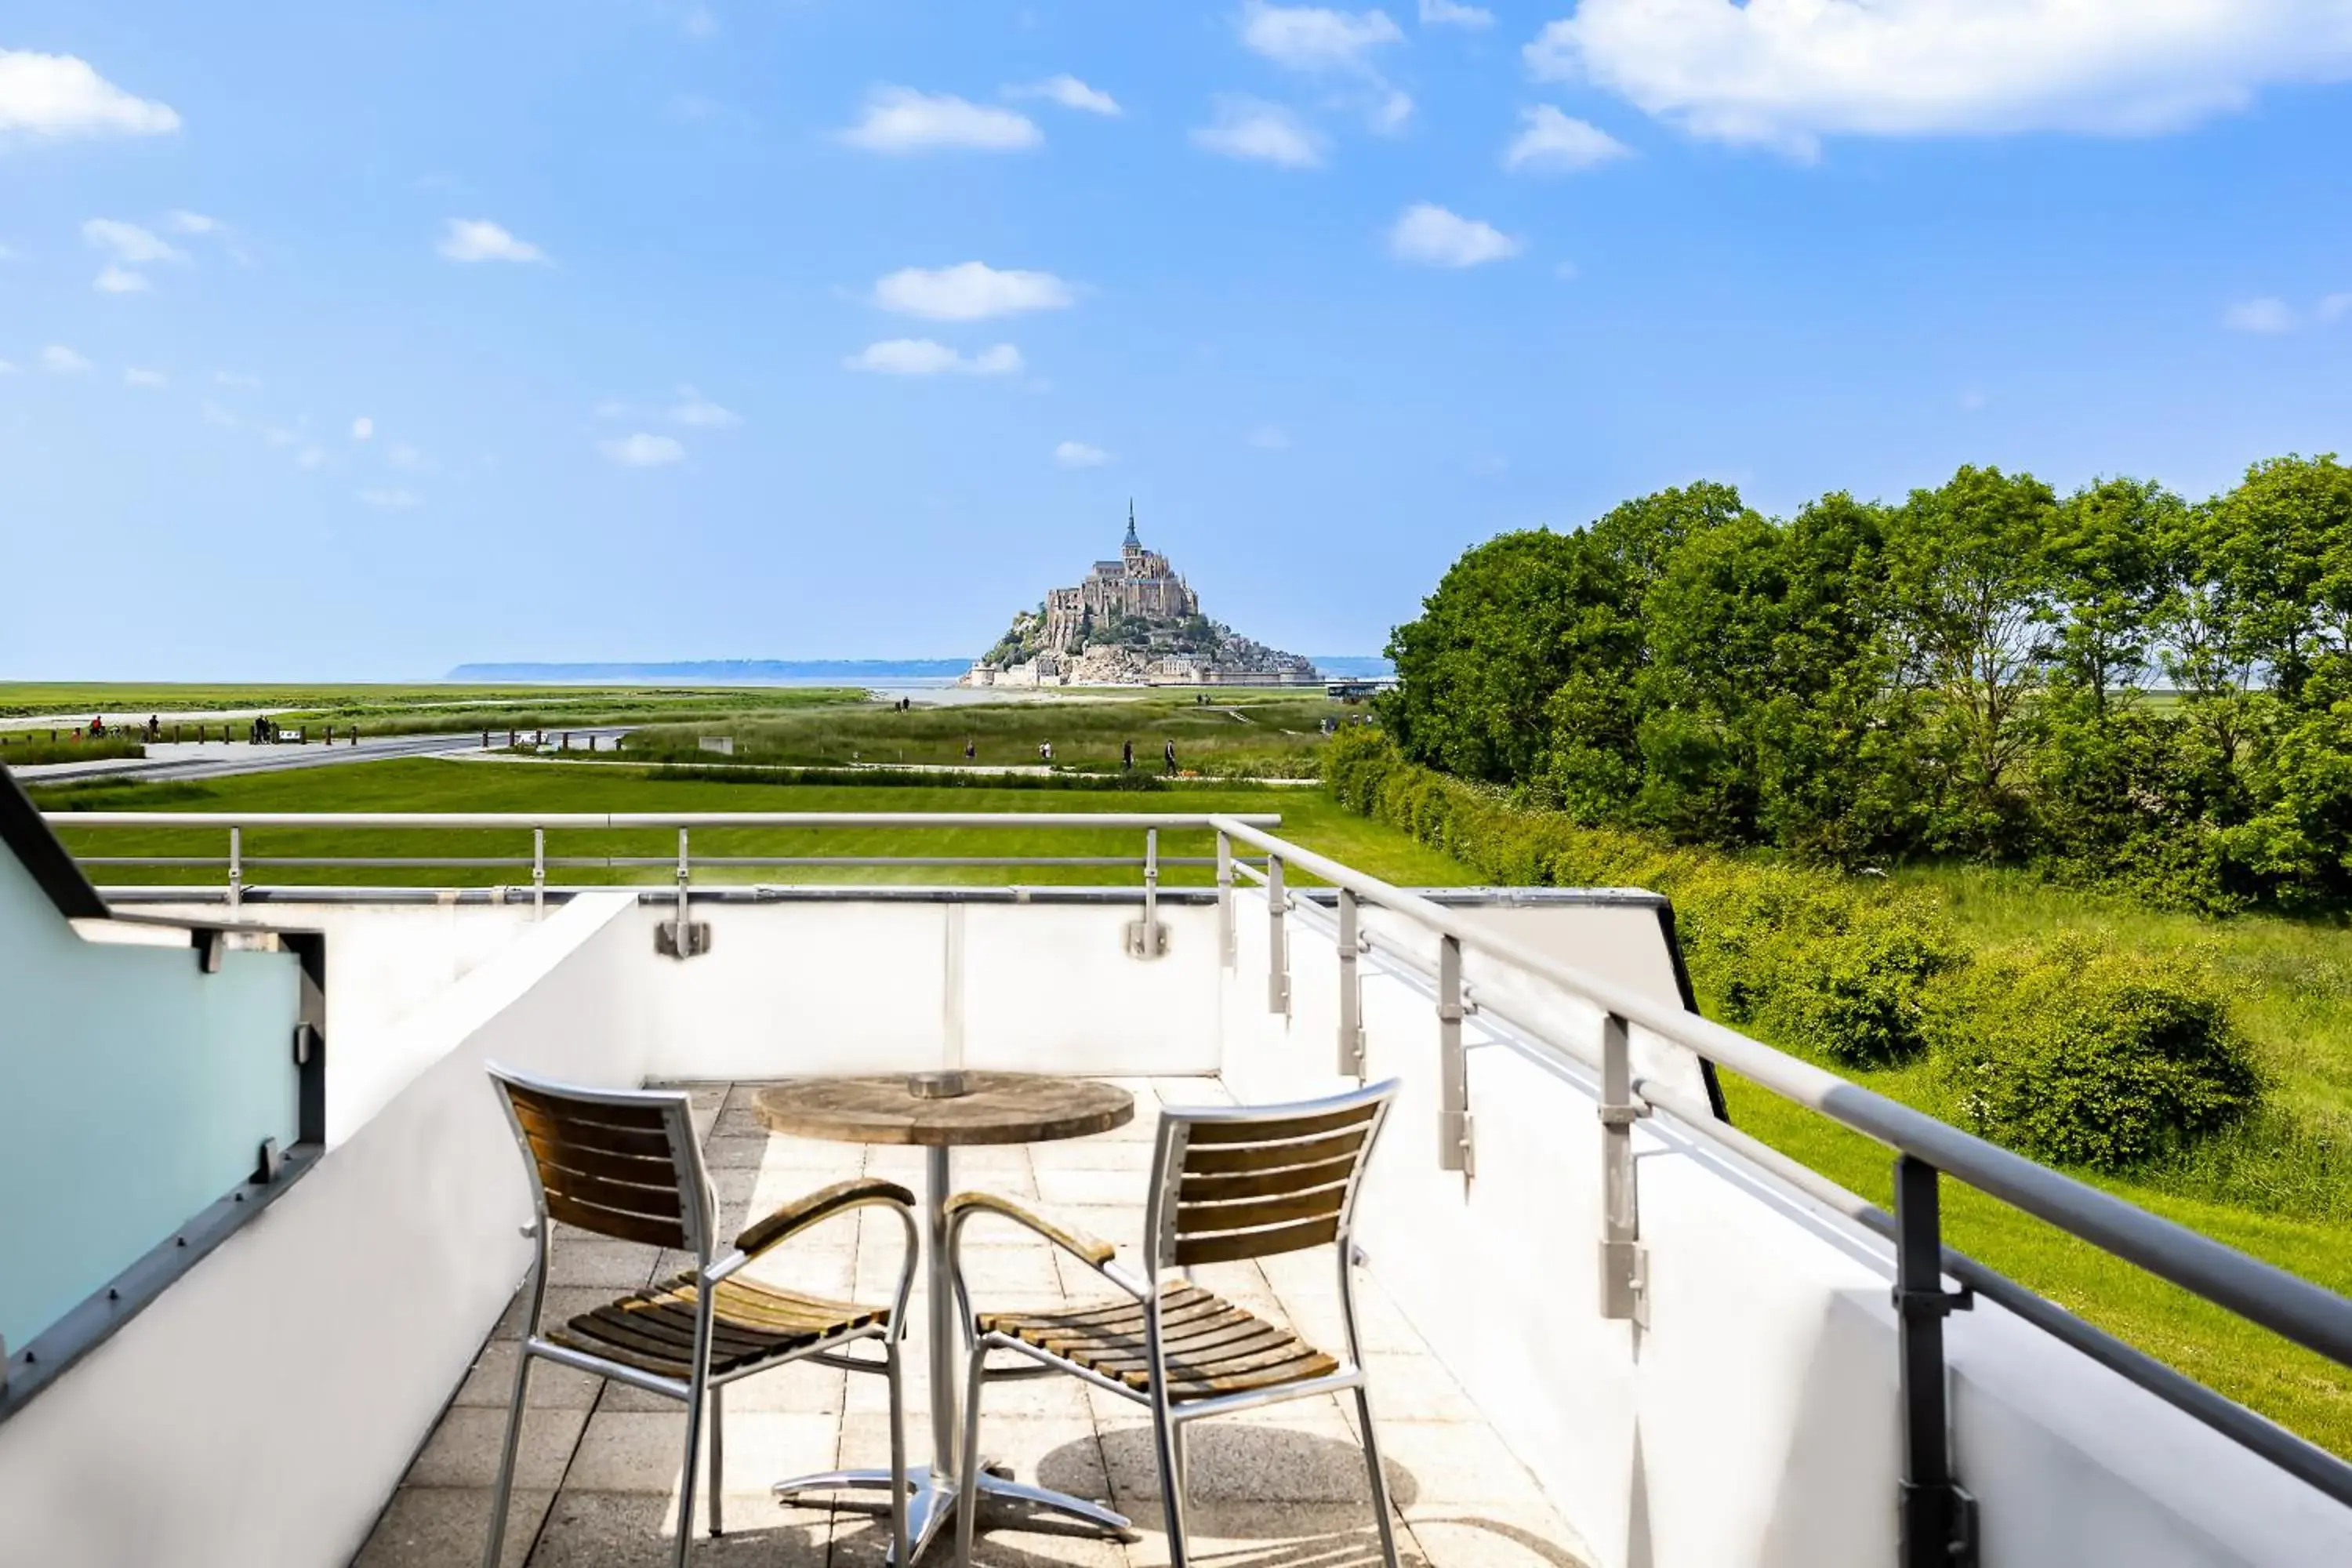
[946,1079,1403,1568]
[483,1065,919,1568]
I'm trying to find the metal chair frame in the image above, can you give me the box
[482,1064,920,1568]
[947,1078,1403,1568]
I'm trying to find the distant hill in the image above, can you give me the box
[445,659,971,683]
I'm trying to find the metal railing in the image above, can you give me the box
[1207,815,2352,1560]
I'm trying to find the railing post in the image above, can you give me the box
[227,826,242,909]
[1337,887,1365,1078]
[1437,934,1470,1173]
[1598,1012,1646,1323]
[532,827,546,917]
[1216,830,1235,970]
[676,826,690,949]
[1894,1155,1976,1567]
[1125,828,1165,958]
[1266,852,1290,1016]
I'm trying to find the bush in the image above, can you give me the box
[1929,940,2259,1171]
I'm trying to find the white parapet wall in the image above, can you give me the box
[1214,882,2352,1568]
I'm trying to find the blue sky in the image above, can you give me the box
[5,2,2352,679]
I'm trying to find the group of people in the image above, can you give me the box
[982,737,1179,774]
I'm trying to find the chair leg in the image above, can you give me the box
[889,1345,914,1567]
[674,1300,715,1568]
[1352,1383,1403,1568]
[708,1381,726,1537]
[1151,1400,1191,1568]
[480,1345,536,1568]
[955,1339,988,1566]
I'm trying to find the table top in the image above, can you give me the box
[753,1071,1136,1148]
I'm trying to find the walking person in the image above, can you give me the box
[1122,739,1134,771]
[1163,739,1177,776]
[964,737,976,761]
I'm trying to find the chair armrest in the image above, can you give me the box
[945,1190,1116,1265]
[736,1176,916,1255]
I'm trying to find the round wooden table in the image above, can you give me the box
[754,1071,1136,1560]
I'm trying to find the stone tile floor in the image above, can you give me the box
[355,1079,1592,1568]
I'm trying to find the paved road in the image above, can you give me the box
[10,728,633,785]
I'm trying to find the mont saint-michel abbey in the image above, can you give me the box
[1042,510,1200,650]
[963,506,1318,687]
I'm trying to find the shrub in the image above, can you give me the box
[1929,940,2259,1171]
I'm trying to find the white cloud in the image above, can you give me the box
[122,367,166,388]
[2223,297,2297,334]
[42,344,90,374]
[0,243,15,260]
[1054,440,1112,468]
[261,425,298,448]
[165,210,218,234]
[0,50,180,139]
[358,488,419,509]
[1419,0,1494,27]
[839,88,1042,153]
[350,416,374,440]
[93,265,150,293]
[591,398,631,420]
[437,218,546,263]
[1192,98,1324,167]
[602,432,686,466]
[1245,423,1293,450]
[1011,75,1121,115]
[873,261,1075,321]
[83,218,183,264]
[669,385,742,426]
[1505,106,1633,172]
[200,400,238,427]
[1374,89,1414,132]
[0,360,16,374]
[388,441,425,468]
[296,446,326,469]
[1388,203,1522,267]
[844,339,1025,376]
[1554,260,1581,281]
[2321,292,2352,325]
[1528,0,2352,158]
[1241,3,1404,73]
[214,370,260,389]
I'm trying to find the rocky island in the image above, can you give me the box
[961,507,1319,687]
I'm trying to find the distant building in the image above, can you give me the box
[964,506,1317,688]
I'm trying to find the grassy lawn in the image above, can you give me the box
[29,757,1472,890]
[621,690,1370,779]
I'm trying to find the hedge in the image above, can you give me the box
[1325,728,2256,1167]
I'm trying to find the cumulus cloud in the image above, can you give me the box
[123,367,166,388]
[358,488,420,509]
[873,262,1075,321]
[669,385,742,426]
[1241,3,1404,73]
[0,50,179,139]
[165,210,218,234]
[839,88,1042,153]
[1388,203,1522,267]
[437,218,546,263]
[296,446,326,469]
[844,339,1025,376]
[1011,75,1121,115]
[1192,97,1324,167]
[42,344,91,373]
[1527,0,2352,158]
[602,433,685,466]
[1505,105,1632,172]
[351,416,374,440]
[2223,297,2296,334]
[93,264,150,293]
[1420,0,1494,26]
[84,218,185,264]
[1054,441,1112,468]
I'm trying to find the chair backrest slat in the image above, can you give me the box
[1149,1082,1395,1269]
[490,1065,706,1256]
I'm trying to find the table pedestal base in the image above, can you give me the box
[773,1468,1134,1563]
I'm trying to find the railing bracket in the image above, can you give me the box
[255,1138,282,1185]
[655,920,710,958]
[1123,920,1169,958]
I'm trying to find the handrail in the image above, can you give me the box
[44,811,1279,829]
[1207,816,2352,1374]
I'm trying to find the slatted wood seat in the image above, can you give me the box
[483,1065,918,1568]
[554,1274,887,1381]
[948,1080,1403,1568]
[980,1281,1338,1399]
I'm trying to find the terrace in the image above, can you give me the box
[4,786,2350,1568]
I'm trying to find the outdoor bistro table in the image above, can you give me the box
[755,1069,1137,1559]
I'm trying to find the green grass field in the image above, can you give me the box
[620,689,1364,779]
[21,753,2352,1458]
